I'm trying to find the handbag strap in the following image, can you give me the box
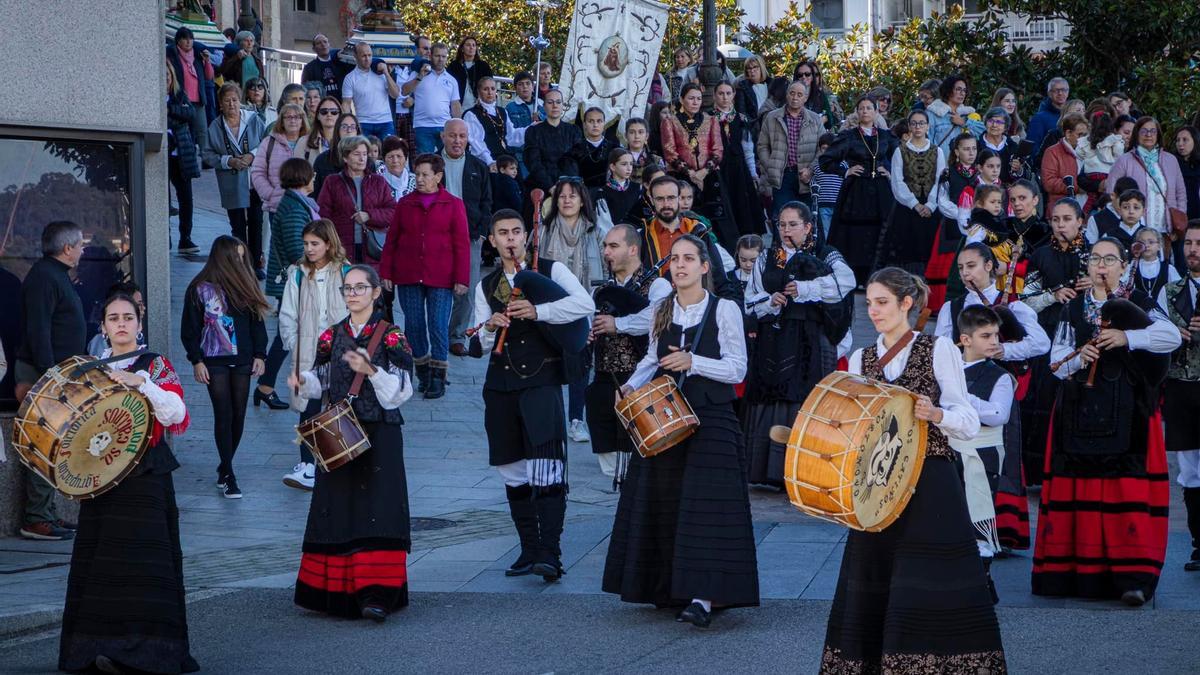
[1131,152,1167,199]
[263,135,277,182]
[348,320,390,398]
[292,269,304,395]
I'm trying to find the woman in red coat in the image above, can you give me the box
[660,82,732,247]
[316,135,396,268]
[1041,113,1094,208]
[380,154,470,399]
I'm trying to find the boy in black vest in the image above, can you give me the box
[471,209,595,581]
[1084,176,1138,245]
[950,305,1021,604]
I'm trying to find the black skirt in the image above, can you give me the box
[821,458,1007,674]
[828,175,894,274]
[876,203,941,274]
[743,400,802,487]
[295,421,411,618]
[602,404,760,608]
[59,470,198,674]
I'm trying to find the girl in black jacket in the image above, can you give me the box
[181,235,270,498]
[446,36,493,110]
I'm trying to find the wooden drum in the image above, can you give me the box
[781,372,927,532]
[11,356,155,499]
[613,376,699,458]
[296,399,371,472]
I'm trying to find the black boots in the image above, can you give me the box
[532,485,567,582]
[1184,488,1200,572]
[424,364,447,400]
[504,484,539,577]
[414,361,431,394]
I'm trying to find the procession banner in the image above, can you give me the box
[558,0,669,129]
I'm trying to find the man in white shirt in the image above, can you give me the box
[341,41,399,140]
[404,42,462,154]
[392,35,431,150]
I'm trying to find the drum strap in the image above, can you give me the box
[676,295,715,389]
[875,331,915,370]
[69,349,150,377]
[348,320,390,399]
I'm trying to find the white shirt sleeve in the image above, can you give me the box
[746,252,775,318]
[931,336,982,441]
[1050,319,1082,380]
[836,331,854,360]
[687,298,748,384]
[997,301,1052,361]
[625,322,662,391]
[937,181,957,219]
[969,371,1014,427]
[925,148,947,212]
[1084,215,1100,245]
[297,370,325,398]
[716,243,736,273]
[847,347,864,375]
[464,111,495,166]
[795,254,856,303]
[1125,307,1184,354]
[890,147,919,209]
[505,117,527,149]
[614,277,671,335]
[934,302,955,340]
[136,374,186,427]
[367,361,413,410]
[473,282,497,351]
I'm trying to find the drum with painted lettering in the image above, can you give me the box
[779,372,927,532]
[11,356,154,499]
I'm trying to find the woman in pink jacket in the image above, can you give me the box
[1106,116,1188,236]
[379,154,470,399]
[315,135,396,268]
[251,103,309,216]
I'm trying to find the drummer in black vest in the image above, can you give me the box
[742,201,854,489]
[587,223,671,486]
[823,267,1004,672]
[472,209,595,582]
[603,234,758,628]
[463,76,527,172]
[59,292,198,674]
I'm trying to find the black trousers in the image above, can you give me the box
[206,363,252,478]
[228,191,264,267]
[168,155,194,242]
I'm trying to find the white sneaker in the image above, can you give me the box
[569,419,591,443]
[282,462,315,491]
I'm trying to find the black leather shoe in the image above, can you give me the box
[531,560,562,582]
[676,602,712,628]
[1121,589,1147,607]
[361,604,388,622]
[1184,559,1200,572]
[449,343,468,357]
[94,655,124,674]
[253,389,289,410]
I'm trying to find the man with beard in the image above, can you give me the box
[1159,221,1200,572]
[587,224,671,485]
[641,177,740,300]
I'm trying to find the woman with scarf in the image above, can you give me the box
[877,108,945,275]
[1106,116,1188,259]
[381,136,416,202]
[540,178,608,442]
[821,95,898,282]
[660,83,736,250]
[1034,237,1179,607]
[203,82,266,278]
[58,292,198,674]
[712,81,768,238]
[289,265,415,622]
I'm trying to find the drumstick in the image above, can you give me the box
[769,425,791,445]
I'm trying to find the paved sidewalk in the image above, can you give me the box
[2,175,1198,651]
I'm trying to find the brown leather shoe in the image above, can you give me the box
[449,343,468,357]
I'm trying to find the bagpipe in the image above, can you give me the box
[590,219,713,319]
[1050,293,1170,389]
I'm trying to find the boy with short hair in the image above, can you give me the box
[811,133,844,239]
[491,154,523,213]
[952,305,1023,603]
[1091,188,1148,253]
[1085,176,1139,243]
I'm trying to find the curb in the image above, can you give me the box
[0,607,63,644]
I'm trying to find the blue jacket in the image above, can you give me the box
[1026,98,1061,154]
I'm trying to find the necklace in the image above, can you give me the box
[858,128,879,178]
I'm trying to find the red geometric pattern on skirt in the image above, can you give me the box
[995,490,1031,550]
[924,228,956,313]
[1032,411,1169,580]
[297,550,409,594]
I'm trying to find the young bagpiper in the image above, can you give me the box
[604,235,759,628]
[289,265,415,622]
[472,209,595,581]
[822,267,1004,674]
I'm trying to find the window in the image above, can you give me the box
[294,0,316,12]
[810,0,844,30]
[953,0,984,14]
[886,0,918,24]
[0,135,135,409]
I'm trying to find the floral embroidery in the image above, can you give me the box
[317,328,334,354]
[821,646,1008,674]
[384,327,411,354]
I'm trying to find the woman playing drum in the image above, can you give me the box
[821,268,1006,674]
[58,293,198,674]
[288,265,415,622]
[603,235,758,628]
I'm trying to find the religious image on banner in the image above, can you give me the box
[558,0,668,130]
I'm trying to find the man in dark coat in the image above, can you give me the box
[441,120,494,355]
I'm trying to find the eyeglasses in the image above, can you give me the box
[340,284,373,296]
[1138,128,1159,136]
[1086,254,1122,266]
[1050,87,1069,94]
[796,71,813,78]
[318,108,341,116]
[953,85,968,93]
[986,118,1006,125]
[909,120,928,127]
[339,124,359,132]
[281,115,304,121]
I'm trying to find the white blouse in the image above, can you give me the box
[889,140,946,212]
[296,322,413,409]
[472,260,596,351]
[103,351,187,427]
[745,246,856,319]
[1050,291,1182,380]
[847,333,980,441]
[962,358,1014,427]
[626,293,747,391]
[933,282,1051,362]
[612,275,673,336]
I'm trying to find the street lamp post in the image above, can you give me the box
[696,0,722,108]
[238,0,256,32]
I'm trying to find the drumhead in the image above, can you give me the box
[849,391,926,530]
[55,389,154,497]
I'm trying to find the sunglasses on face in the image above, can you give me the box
[249,84,265,90]
[319,108,340,115]
[797,72,813,78]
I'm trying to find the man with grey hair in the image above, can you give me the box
[218,30,265,87]
[442,119,493,356]
[14,221,87,541]
[757,80,825,218]
[406,42,462,154]
[1027,76,1070,151]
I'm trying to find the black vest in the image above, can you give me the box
[760,246,831,324]
[938,167,976,252]
[654,294,735,407]
[1133,261,1172,300]
[593,274,651,375]
[467,104,509,161]
[1026,241,1088,334]
[1095,220,1143,252]
[482,259,565,391]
